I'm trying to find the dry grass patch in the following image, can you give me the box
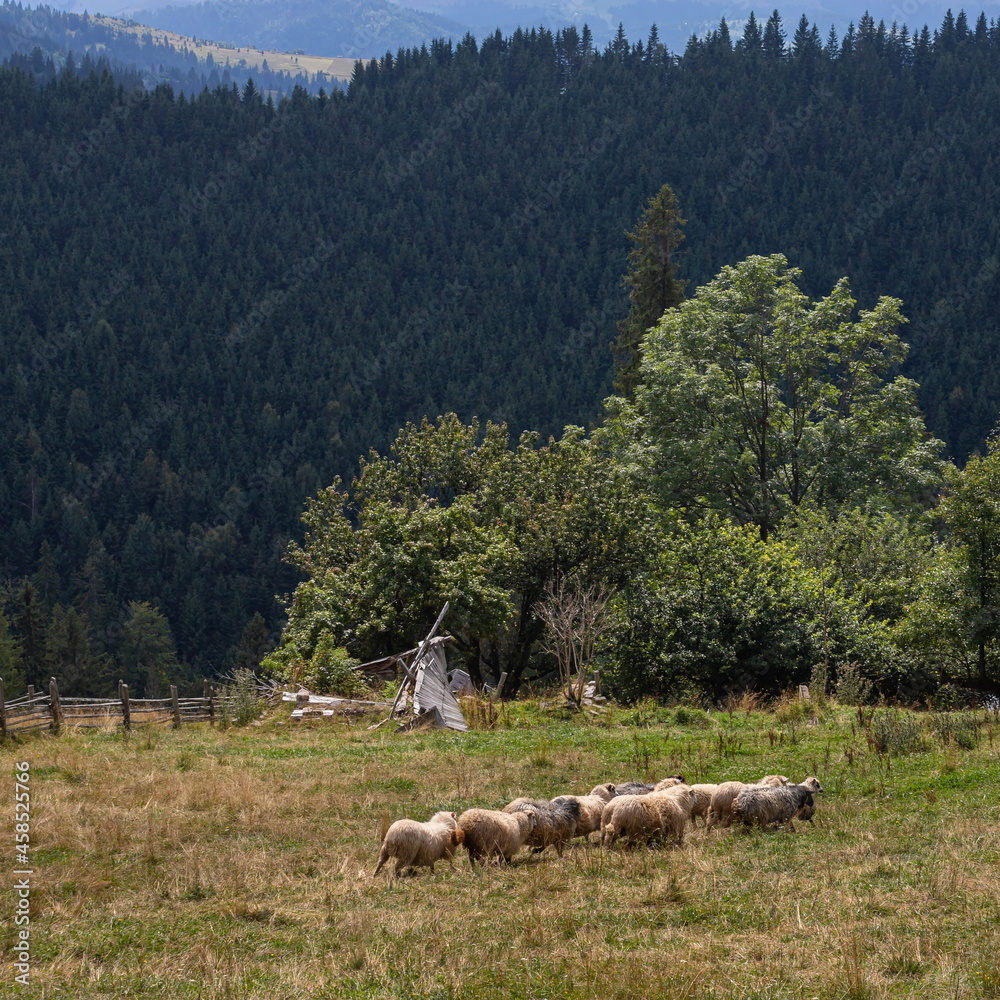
[2,705,998,998]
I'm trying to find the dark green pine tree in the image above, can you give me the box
[15,581,48,690]
[763,9,787,59]
[612,183,686,396]
[118,601,180,698]
[228,611,274,674]
[740,12,763,55]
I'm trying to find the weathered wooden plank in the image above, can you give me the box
[413,645,468,732]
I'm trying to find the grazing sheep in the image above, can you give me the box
[552,793,606,840]
[601,794,662,848]
[687,783,719,825]
[794,777,823,823]
[503,797,580,857]
[373,811,464,877]
[649,789,690,846]
[601,789,692,848]
[457,808,537,866]
[731,784,815,832]
[706,775,790,829]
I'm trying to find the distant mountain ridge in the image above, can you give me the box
[127,0,466,57]
[0,2,343,93]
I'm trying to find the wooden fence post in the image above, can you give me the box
[204,680,214,726]
[0,677,6,739]
[171,685,181,729]
[120,683,131,731]
[27,684,34,702]
[493,671,508,700]
[49,677,62,732]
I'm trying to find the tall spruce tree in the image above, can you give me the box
[612,183,686,397]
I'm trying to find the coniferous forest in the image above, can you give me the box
[3,9,1000,702]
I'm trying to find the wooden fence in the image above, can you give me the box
[0,677,218,737]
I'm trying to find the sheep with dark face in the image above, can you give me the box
[373,811,464,877]
[731,784,815,831]
[502,797,580,856]
[706,775,789,829]
[457,808,537,866]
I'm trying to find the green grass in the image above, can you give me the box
[1,699,998,998]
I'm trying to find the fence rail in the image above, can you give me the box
[0,677,222,737]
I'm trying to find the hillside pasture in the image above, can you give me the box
[2,700,999,998]
[89,16,357,82]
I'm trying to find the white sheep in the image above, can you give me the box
[600,794,661,848]
[731,784,815,831]
[457,808,537,866]
[549,796,594,840]
[706,775,789,829]
[373,811,464,877]
[502,797,580,857]
[600,787,692,848]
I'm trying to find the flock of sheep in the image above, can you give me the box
[373,773,824,877]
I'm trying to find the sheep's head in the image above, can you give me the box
[589,783,616,802]
[799,776,824,793]
[653,775,685,789]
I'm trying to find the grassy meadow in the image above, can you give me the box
[90,16,357,82]
[2,695,999,999]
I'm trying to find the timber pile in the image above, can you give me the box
[282,690,394,720]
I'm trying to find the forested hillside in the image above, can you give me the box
[2,10,1000,693]
[0,2,341,95]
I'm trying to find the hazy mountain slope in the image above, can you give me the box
[128,0,466,57]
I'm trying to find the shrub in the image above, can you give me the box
[835,661,874,706]
[304,637,366,698]
[933,712,980,750]
[217,668,263,728]
[868,709,925,756]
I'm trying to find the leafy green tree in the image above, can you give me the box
[117,601,180,698]
[785,505,935,623]
[608,254,945,540]
[612,183,686,397]
[603,513,891,702]
[275,414,652,694]
[897,445,1000,696]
